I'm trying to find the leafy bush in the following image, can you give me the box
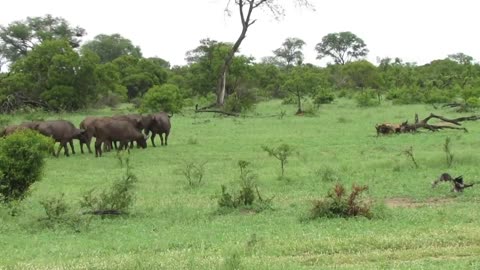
[224,87,257,113]
[261,144,296,177]
[217,161,273,213]
[315,166,341,182]
[40,85,83,111]
[141,83,184,113]
[0,130,53,203]
[310,184,373,219]
[80,153,138,215]
[355,89,380,107]
[181,160,207,188]
[313,88,335,105]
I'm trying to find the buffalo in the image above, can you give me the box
[0,121,40,137]
[145,112,171,147]
[35,120,86,157]
[94,119,149,157]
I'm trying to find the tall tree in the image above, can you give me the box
[448,53,474,65]
[273,37,305,67]
[81,34,142,63]
[315,32,368,65]
[0,14,85,63]
[216,0,313,107]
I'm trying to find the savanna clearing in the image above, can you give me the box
[1,99,480,270]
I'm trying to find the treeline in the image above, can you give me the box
[1,15,479,114]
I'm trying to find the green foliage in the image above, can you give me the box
[444,137,454,168]
[0,130,53,203]
[181,160,207,188]
[261,144,295,177]
[217,161,273,213]
[40,85,79,111]
[315,32,369,65]
[224,87,257,113]
[355,89,380,107]
[141,83,184,113]
[309,184,373,219]
[315,166,341,182]
[80,153,138,215]
[313,88,335,105]
[39,193,69,222]
[0,14,86,63]
[81,33,142,63]
[5,39,99,111]
[273,37,306,67]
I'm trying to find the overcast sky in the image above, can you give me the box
[1,0,479,67]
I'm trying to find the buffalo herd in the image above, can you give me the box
[0,112,171,157]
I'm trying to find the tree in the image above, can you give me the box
[81,34,142,63]
[6,39,99,110]
[315,32,368,65]
[282,65,321,114]
[448,53,474,65]
[0,14,85,63]
[273,37,306,67]
[112,55,168,99]
[216,0,314,107]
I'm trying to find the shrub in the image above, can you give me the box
[313,88,335,105]
[141,83,184,114]
[217,161,273,213]
[224,87,257,113]
[0,130,53,203]
[80,153,138,215]
[40,85,84,111]
[310,184,373,219]
[315,166,340,182]
[261,144,296,177]
[181,160,207,188]
[355,89,380,107]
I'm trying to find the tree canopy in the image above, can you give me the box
[315,32,368,65]
[0,14,85,63]
[81,34,142,63]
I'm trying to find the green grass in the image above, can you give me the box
[1,99,480,269]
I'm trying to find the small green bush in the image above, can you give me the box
[224,87,257,113]
[355,89,380,107]
[181,160,207,188]
[313,88,335,105]
[80,153,138,215]
[310,183,373,219]
[217,161,273,213]
[0,130,53,203]
[141,83,184,113]
[262,144,296,177]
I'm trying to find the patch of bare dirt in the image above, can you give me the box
[385,197,454,208]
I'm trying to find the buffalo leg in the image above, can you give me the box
[69,140,75,154]
[95,140,102,157]
[151,133,157,147]
[165,132,169,146]
[63,142,70,157]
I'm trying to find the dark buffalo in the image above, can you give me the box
[35,120,86,157]
[1,121,41,137]
[146,112,171,147]
[111,114,152,147]
[79,116,111,154]
[94,119,148,157]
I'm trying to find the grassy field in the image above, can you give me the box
[1,99,480,269]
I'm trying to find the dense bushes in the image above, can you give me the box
[0,130,53,203]
[141,83,184,113]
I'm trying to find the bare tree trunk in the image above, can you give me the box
[216,0,259,107]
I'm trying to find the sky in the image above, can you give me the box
[1,0,479,67]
